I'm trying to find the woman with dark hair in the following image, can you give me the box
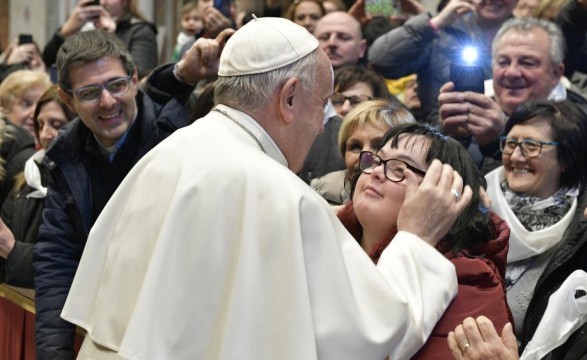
[483,100,587,357]
[332,65,395,118]
[0,84,76,288]
[338,122,512,359]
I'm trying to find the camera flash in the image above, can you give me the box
[461,46,478,65]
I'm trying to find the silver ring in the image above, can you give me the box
[462,343,470,352]
[451,188,461,202]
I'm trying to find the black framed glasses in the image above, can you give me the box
[70,76,132,103]
[359,151,427,182]
[499,136,559,158]
[331,93,372,107]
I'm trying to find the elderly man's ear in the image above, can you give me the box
[278,77,300,125]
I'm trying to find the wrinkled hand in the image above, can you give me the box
[177,28,235,84]
[430,0,475,30]
[439,82,505,145]
[61,0,102,37]
[397,159,472,246]
[439,81,471,138]
[448,316,519,360]
[203,6,234,38]
[0,217,16,259]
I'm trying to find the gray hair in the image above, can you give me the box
[492,17,565,66]
[214,49,322,111]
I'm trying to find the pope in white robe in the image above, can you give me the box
[62,17,464,360]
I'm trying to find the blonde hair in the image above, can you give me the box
[338,99,415,157]
[0,70,51,114]
[126,0,146,20]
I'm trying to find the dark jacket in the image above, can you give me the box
[520,187,587,359]
[43,16,158,79]
[556,0,587,79]
[0,157,46,288]
[298,115,345,184]
[0,121,36,207]
[33,65,192,360]
[412,213,513,359]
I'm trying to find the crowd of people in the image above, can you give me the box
[0,0,586,358]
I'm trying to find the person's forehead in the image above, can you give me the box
[498,28,549,48]
[315,14,360,35]
[68,57,128,87]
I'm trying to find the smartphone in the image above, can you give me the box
[214,0,233,18]
[18,34,33,45]
[450,63,485,93]
[365,0,400,17]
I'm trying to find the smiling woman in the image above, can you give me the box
[484,100,587,356]
[337,122,513,359]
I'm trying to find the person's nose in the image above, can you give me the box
[340,99,352,116]
[370,162,387,182]
[40,127,56,148]
[327,33,338,46]
[503,63,522,78]
[98,88,117,108]
[509,143,527,162]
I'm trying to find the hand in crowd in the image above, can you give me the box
[430,0,476,30]
[178,28,235,84]
[202,6,233,38]
[3,42,45,72]
[439,81,506,146]
[61,0,103,38]
[398,0,428,17]
[93,8,117,33]
[348,0,371,28]
[397,159,472,247]
[0,217,16,259]
[448,316,519,360]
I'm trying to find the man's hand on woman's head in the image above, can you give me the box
[397,159,472,247]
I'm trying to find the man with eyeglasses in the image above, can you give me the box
[33,29,231,360]
[59,17,472,360]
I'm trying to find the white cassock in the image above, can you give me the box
[62,105,457,360]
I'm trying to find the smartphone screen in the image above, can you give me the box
[19,34,33,45]
[365,0,400,17]
[450,63,485,93]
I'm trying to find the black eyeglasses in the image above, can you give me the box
[69,76,132,103]
[499,136,559,158]
[359,151,427,182]
[331,93,372,107]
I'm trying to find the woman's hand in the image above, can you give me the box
[448,316,519,360]
[61,0,103,37]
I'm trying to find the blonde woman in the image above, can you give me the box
[311,98,414,205]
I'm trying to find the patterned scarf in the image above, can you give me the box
[500,179,575,231]
[502,180,576,290]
